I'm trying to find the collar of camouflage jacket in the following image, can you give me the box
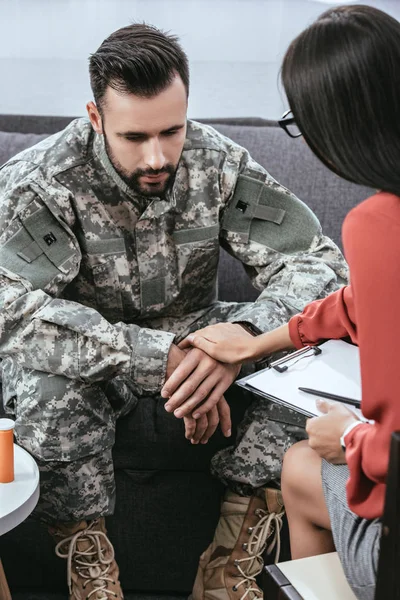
[93,132,139,202]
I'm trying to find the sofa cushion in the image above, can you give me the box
[218,246,259,302]
[0,130,48,166]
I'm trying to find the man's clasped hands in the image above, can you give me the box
[161,323,253,445]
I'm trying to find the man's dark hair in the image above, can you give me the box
[89,23,189,110]
[281,4,400,196]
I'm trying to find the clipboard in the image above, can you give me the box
[236,339,362,418]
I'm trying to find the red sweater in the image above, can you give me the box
[288,192,400,520]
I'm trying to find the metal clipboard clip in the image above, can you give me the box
[270,345,322,373]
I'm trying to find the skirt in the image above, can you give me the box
[321,460,382,600]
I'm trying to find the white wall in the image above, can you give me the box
[0,0,399,119]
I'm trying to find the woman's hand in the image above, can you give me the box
[306,399,360,464]
[178,323,255,364]
[179,322,294,364]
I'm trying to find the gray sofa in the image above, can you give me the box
[0,115,373,600]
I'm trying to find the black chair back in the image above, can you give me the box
[375,431,400,599]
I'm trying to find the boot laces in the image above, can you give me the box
[233,507,284,600]
[55,520,117,599]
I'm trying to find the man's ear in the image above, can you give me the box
[86,101,103,134]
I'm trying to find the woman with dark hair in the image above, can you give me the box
[180,5,400,598]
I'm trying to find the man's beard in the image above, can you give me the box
[104,134,177,199]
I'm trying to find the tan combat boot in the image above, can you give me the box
[49,518,123,600]
[191,488,284,600]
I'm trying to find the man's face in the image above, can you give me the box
[94,75,187,198]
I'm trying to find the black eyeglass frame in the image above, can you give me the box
[278,109,303,139]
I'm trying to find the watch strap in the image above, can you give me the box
[340,421,364,451]
[235,321,262,337]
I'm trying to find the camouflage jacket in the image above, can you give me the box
[0,119,348,392]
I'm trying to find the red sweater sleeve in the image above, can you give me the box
[288,286,357,348]
[290,192,400,519]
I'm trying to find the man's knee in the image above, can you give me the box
[11,369,116,462]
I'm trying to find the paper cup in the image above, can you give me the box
[0,418,15,483]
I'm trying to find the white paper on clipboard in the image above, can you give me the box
[237,339,362,418]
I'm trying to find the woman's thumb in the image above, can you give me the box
[316,398,331,414]
[183,334,203,349]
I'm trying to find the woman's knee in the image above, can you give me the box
[282,440,322,501]
[282,441,332,530]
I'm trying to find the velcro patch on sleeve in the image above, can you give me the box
[0,206,75,289]
[22,206,74,268]
[222,174,320,253]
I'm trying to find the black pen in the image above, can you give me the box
[298,387,360,408]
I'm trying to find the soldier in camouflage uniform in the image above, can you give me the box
[0,23,347,600]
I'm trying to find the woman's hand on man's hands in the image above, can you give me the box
[178,322,255,363]
[164,343,233,442]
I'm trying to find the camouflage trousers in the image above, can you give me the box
[2,301,307,524]
[211,396,307,497]
[2,361,138,524]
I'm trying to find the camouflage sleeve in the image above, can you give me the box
[219,152,349,333]
[0,180,174,392]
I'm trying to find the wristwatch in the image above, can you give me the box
[340,421,364,451]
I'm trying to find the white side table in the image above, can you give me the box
[0,444,40,599]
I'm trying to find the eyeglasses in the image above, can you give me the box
[278,109,302,139]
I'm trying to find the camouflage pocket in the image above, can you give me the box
[173,224,219,276]
[178,239,219,277]
[92,258,124,323]
[83,237,132,323]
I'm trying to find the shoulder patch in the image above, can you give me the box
[222,174,321,253]
[0,205,75,289]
